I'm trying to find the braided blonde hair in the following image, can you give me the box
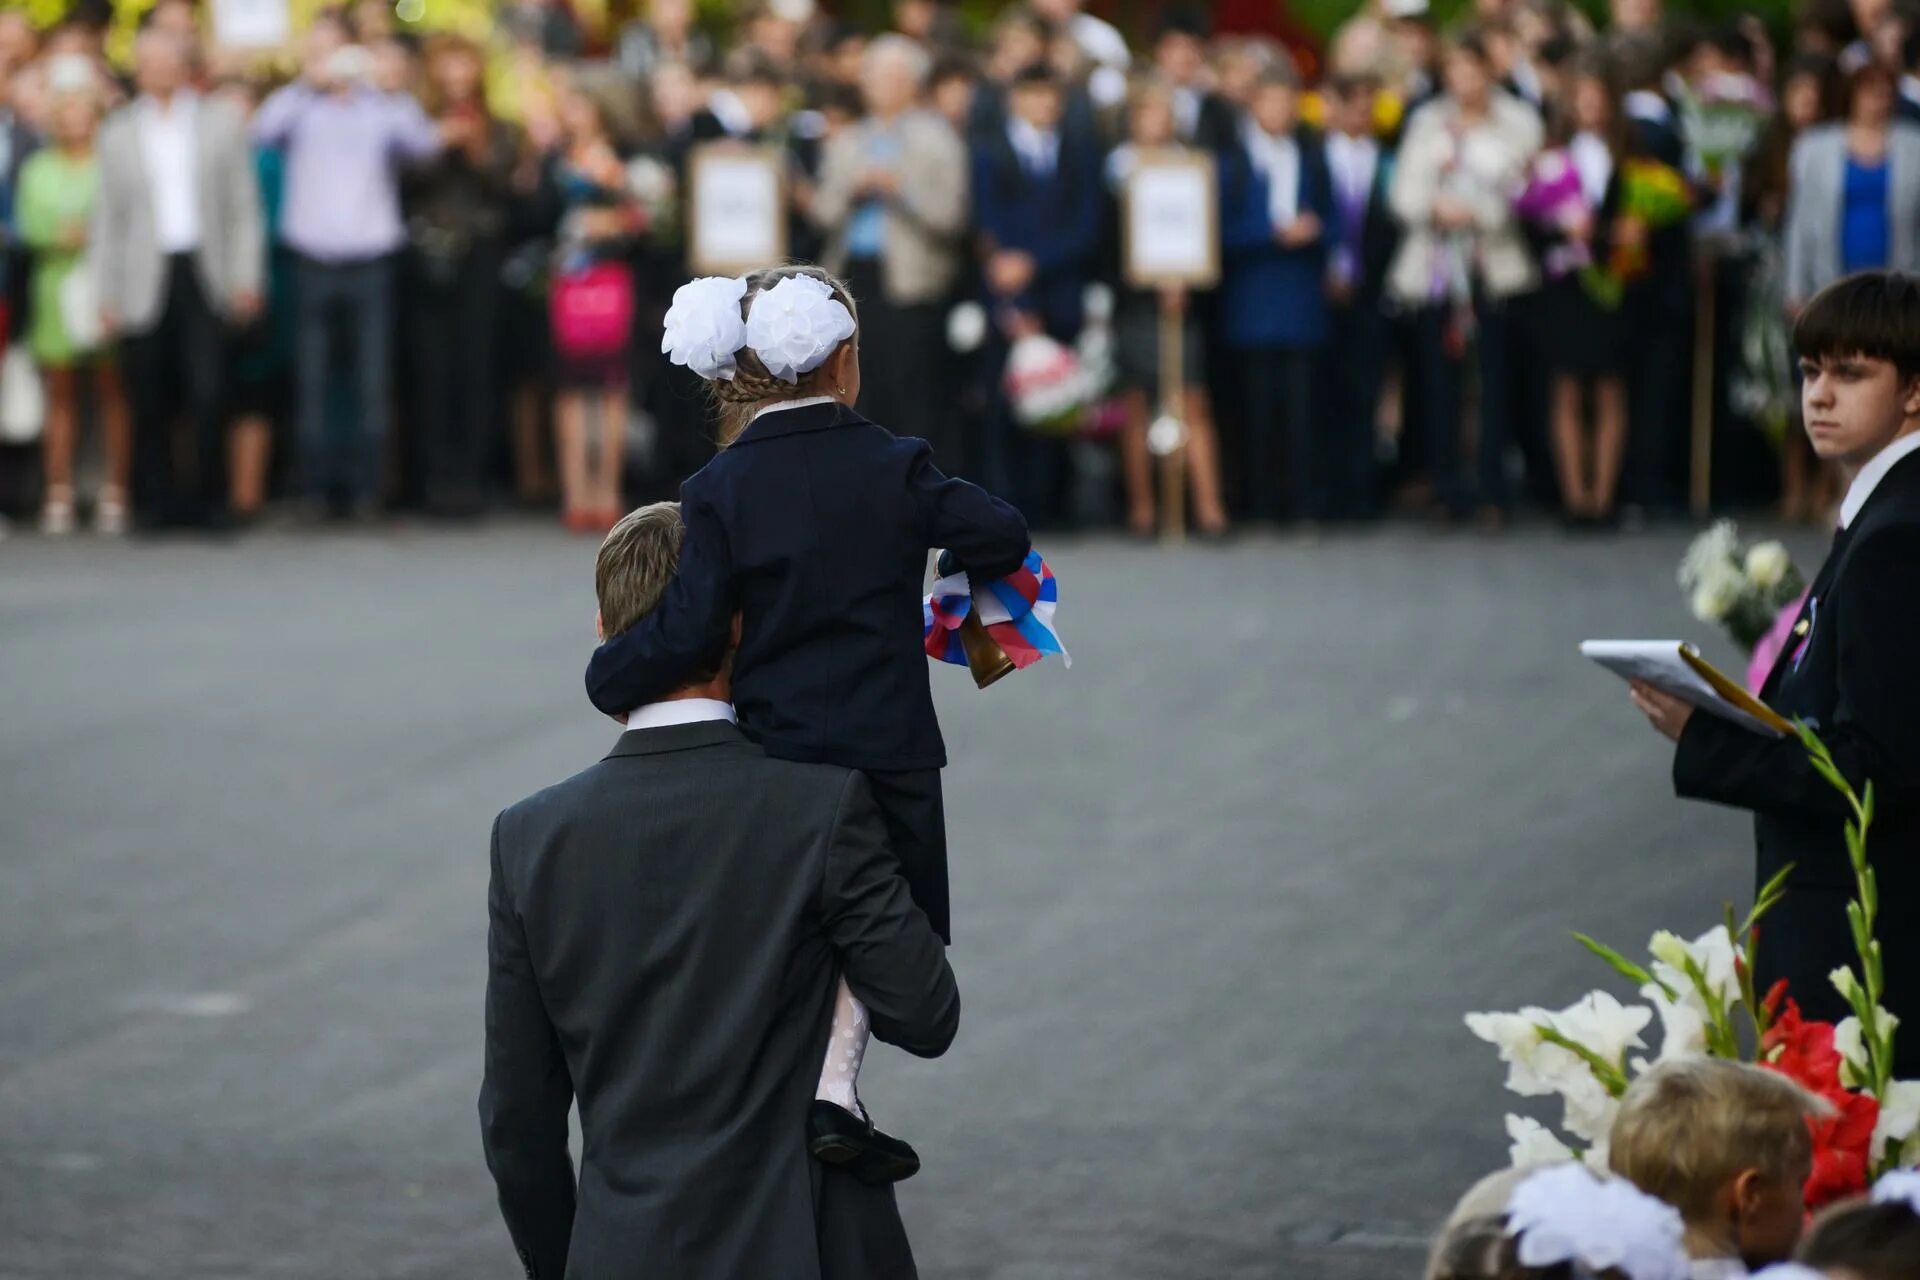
[710,264,861,444]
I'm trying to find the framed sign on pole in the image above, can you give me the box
[211,0,291,49]
[1121,149,1219,543]
[687,143,788,277]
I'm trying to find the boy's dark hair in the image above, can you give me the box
[1010,60,1060,91]
[1793,272,1920,383]
[1798,1195,1920,1280]
[1156,6,1212,44]
[1325,71,1380,98]
[929,52,977,89]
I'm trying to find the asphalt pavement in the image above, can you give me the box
[0,519,1825,1278]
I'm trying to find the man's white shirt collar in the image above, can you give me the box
[622,699,737,733]
[1841,430,1920,528]
[1624,90,1671,124]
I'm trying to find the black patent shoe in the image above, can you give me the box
[808,1100,921,1185]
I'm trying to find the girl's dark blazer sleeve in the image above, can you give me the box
[584,480,736,716]
[905,442,1031,581]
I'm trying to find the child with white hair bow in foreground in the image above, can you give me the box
[583,264,1035,1183]
[1428,1161,1694,1280]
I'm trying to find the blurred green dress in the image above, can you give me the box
[15,148,100,369]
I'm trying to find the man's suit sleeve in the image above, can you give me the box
[1675,526,1920,830]
[907,443,1030,582]
[478,812,576,1280]
[820,773,959,1058]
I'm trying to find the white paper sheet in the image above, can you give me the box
[1580,639,1786,737]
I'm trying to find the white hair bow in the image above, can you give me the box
[660,273,856,386]
[661,276,748,381]
[744,275,856,383]
[1872,1168,1920,1215]
[1505,1164,1690,1280]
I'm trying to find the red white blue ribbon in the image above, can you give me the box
[923,550,1070,671]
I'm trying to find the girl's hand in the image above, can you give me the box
[58,223,86,252]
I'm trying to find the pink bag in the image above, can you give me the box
[551,263,635,361]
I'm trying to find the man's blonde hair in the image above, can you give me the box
[595,502,686,640]
[1608,1057,1827,1221]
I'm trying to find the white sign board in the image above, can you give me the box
[689,145,786,276]
[212,0,291,49]
[1123,150,1219,288]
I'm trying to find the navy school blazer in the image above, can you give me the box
[585,401,1031,773]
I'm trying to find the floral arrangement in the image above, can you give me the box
[1677,520,1806,653]
[1466,728,1917,1209]
[1677,72,1773,176]
[1512,150,1596,282]
[1577,159,1695,310]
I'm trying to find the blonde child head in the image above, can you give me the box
[1608,1057,1827,1267]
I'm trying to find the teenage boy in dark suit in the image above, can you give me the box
[1631,272,1920,1075]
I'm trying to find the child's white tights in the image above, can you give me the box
[815,977,870,1121]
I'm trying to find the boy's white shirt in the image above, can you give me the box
[1688,1259,1747,1279]
[621,699,737,733]
[1840,429,1920,528]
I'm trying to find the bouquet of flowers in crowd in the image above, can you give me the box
[1579,159,1694,309]
[1677,71,1773,176]
[1676,520,1806,652]
[1512,149,1596,281]
[998,284,1117,437]
[1466,729,1918,1209]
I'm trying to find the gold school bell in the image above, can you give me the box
[956,613,1015,690]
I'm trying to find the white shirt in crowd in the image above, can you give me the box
[1569,130,1613,206]
[136,92,201,255]
[1325,130,1379,210]
[1007,117,1059,177]
[1840,429,1920,528]
[1244,121,1300,230]
[621,698,737,734]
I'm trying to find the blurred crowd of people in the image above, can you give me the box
[0,0,1908,539]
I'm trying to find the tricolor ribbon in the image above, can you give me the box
[923,550,1070,672]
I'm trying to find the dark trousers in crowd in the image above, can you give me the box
[1232,344,1317,523]
[1412,295,1517,517]
[294,254,394,511]
[406,243,501,516]
[1622,280,1692,515]
[123,255,228,528]
[843,259,959,471]
[1326,300,1390,519]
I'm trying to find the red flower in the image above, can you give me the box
[1762,992,1843,1093]
[1760,987,1879,1209]
[1803,1090,1880,1208]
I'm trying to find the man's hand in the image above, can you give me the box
[1278,210,1322,248]
[1630,680,1695,742]
[860,166,900,198]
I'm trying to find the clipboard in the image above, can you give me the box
[1581,640,1794,737]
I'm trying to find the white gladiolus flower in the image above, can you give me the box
[1506,1114,1578,1168]
[1678,520,1740,591]
[1468,1009,1567,1097]
[661,276,748,380]
[1871,1082,1920,1163]
[1648,926,1740,1005]
[1582,1140,1612,1175]
[1690,570,1743,624]
[1639,981,1711,1062]
[1547,990,1654,1068]
[1836,1017,1871,1089]
[1559,1074,1622,1146]
[744,274,856,383]
[1833,965,1867,1006]
[1745,541,1791,590]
